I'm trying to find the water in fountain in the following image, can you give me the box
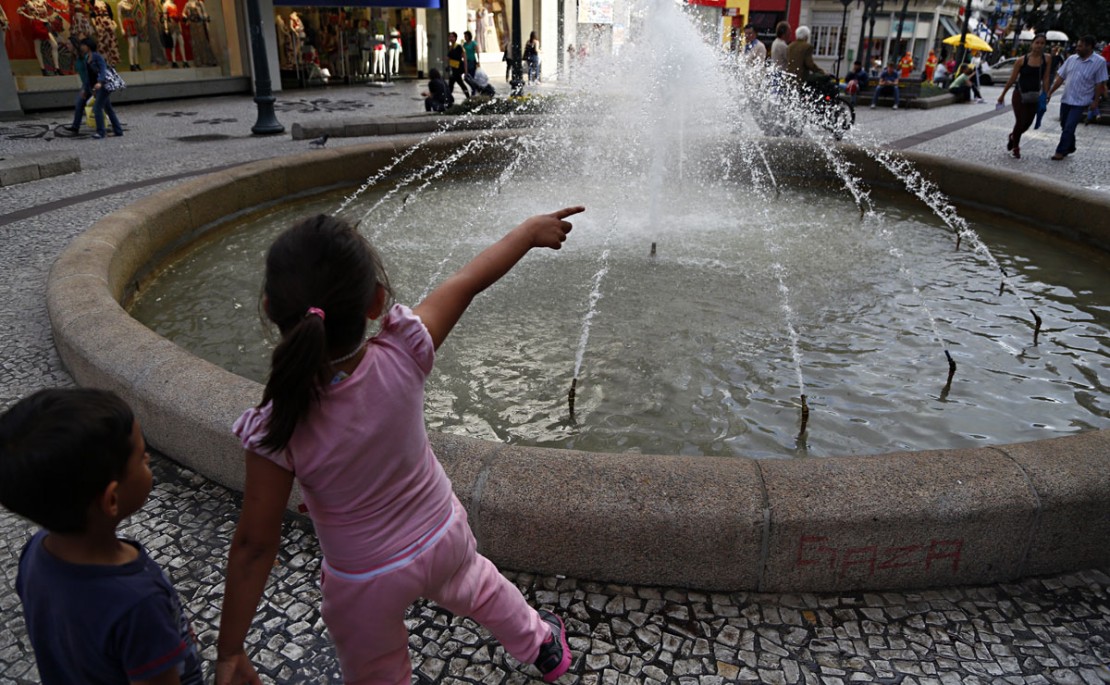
[130,0,1110,457]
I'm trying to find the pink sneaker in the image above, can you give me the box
[533,610,571,682]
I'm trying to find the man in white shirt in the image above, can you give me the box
[771,21,790,70]
[1047,35,1108,160]
[742,24,766,64]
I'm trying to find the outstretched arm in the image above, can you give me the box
[415,206,585,350]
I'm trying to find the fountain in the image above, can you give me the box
[48,0,1110,591]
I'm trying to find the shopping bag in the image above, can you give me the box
[103,65,126,93]
[85,96,96,128]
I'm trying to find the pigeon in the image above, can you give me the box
[309,134,329,148]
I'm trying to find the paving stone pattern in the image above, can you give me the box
[1,82,1109,684]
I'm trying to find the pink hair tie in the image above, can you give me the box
[305,307,326,321]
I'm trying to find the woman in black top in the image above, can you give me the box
[423,68,451,112]
[997,33,1051,159]
[524,31,540,83]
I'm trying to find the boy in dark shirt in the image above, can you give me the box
[0,388,203,685]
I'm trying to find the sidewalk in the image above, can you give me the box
[1,84,1108,685]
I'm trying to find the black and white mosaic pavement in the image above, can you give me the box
[1,81,1108,684]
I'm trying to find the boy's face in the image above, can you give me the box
[114,420,153,519]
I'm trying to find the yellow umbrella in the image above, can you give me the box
[943,33,993,52]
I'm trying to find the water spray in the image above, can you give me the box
[798,394,810,437]
[1030,309,1042,346]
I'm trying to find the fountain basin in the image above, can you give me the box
[47,132,1110,591]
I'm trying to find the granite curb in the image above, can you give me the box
[46,133,1110,593]
[0,151,80,187]
[290,113,544,140]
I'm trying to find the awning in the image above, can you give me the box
[938,16,960,37]
[274,0,440,8]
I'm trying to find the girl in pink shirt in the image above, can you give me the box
[216,207,584,685]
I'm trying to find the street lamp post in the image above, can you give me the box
[245,0,283,135]
[835,0,853,79]
[509,0,524,95]
[862,0,884,74]
[956,0,974,66]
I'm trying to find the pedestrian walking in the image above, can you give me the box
[524,31,540,82]
[998,33,1052,159]
[771,21,790,71]
[1047,35,1108,160]
[446,31,470,98]
[79,37,124,139]
[64,32,92,135]
[463,30,478,80]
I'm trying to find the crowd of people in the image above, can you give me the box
[737,21,1107,160]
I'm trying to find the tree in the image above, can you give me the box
[1057,0,1110,39]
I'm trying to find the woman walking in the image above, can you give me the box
[524,31,540,82]
[997,33,1052,159]
[80,37,123,139]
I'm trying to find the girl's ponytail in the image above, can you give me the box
[256,214,392,453]
[258,310,331,453]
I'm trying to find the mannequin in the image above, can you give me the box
[288,11,304,66]
[116,0,142,70]
[371,32,384,75]
[0,4,8,32]
[357,19,370,75]
[481,5,498,55]
[90,0,119,66]
[182,0,215,66]
[275,15,292,69]
[69,0,93,37]
[161,0,186,66]
[387,25,401,76]
[142,0,166,64]
[17,0,62,75]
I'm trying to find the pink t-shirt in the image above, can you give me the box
[233,304,454,572]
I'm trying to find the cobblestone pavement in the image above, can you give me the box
[1,82,1109,684]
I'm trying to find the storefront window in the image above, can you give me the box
[2,0,233,91]
[466,0,504,57]
[272,5,418,86]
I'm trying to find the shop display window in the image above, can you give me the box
[1,0,232,91]
[466,0,504,56]
[273,6,417,86]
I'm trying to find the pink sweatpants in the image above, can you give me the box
[319,497,548,684]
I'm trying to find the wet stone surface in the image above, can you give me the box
[2,456,1108,684]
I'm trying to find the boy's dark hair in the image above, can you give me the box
[0,388,134,534]
[81,37,98,52]
[259,215,393,452]
[429,67,442,80]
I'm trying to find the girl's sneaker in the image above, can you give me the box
[534,610,571,682]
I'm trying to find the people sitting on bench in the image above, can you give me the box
[870,63,901,109]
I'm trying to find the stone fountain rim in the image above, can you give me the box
[46,131,1110,593]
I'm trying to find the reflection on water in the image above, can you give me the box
[129,177,1110,458]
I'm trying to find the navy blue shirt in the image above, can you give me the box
[16,531,203,685]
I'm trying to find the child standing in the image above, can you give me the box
[216,207,585,685]
[0,388,204,685]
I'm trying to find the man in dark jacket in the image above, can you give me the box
[785,25,825,85]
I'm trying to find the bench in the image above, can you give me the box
[856,76,923,107]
